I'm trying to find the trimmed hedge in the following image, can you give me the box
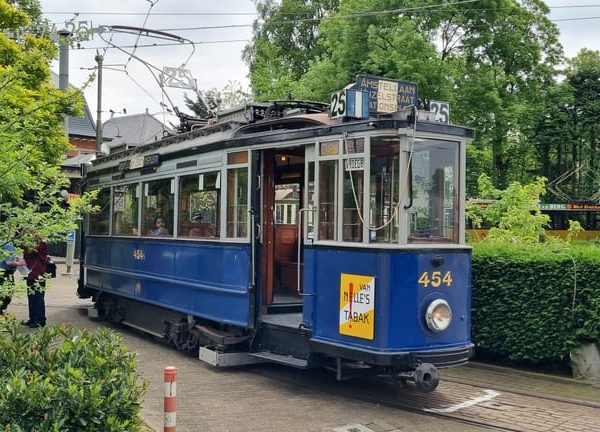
[472,242,600,367]
[0,319,146,431]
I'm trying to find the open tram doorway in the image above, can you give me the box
[261,148,305,313]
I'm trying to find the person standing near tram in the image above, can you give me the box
[21,237,48,328]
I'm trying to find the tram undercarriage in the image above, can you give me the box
[91,292,470,392]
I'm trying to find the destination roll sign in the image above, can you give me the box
[355,74,418,114]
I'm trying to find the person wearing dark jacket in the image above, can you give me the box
[22,239,48,328]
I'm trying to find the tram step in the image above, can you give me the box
[249,351,309,368]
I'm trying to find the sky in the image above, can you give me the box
[37,0,600,125]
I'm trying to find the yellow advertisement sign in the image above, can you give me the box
[339,273,375,340]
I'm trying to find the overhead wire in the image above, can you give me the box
[125,0,159,69]
[42,2,600,17]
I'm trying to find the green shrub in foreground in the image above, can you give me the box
[0,318,147,431]
[472,241,600,367]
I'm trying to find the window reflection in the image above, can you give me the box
[112,184,139,236]
[142,178,174,237]
[318,160,337,240]
[89,188,110,235]
[179,172,220,238]
[408,139,458,243]
[227,167,248,238]
[369,137,399,243]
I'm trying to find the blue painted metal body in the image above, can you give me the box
[86,236,471,355]
[303,246,471,353]
[85,237,252,327]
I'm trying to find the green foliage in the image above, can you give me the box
[244,0,339,100]
[467,174,551,243]
[247,0,570,192]
[472,242,600,366]
[0,0,95,256]
[184,81,250,119]
[0,319,147,430]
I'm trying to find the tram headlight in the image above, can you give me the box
[425,299,452,332]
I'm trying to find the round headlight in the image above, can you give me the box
[425,299,452,332]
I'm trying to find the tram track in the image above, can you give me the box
[442,374,600,410]
[30,299,595,432]
[252,364,600,432]
[58,315,597,432]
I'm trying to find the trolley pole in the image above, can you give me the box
[164,366,177,432]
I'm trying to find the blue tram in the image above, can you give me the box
[79,95,474,392]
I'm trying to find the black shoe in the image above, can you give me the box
[22,320,44,328]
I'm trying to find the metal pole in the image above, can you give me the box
[57,28,71,136]
[58,29,77,275]
[95,52,103,154]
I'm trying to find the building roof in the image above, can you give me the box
[50,72,96,138]
[61,153,96,167]
[101,112,171,154]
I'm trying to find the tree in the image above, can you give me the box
[0,0,94,279]
[184,81,250,118]
[523,49,600,201]
[247,0,564,193]
[243,0,340,100]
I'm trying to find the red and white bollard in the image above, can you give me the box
[164,366,177,432]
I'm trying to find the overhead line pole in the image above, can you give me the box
[95,51,103,154]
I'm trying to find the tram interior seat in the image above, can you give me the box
[185,222,218,238]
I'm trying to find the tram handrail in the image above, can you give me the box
[250,209,256,288]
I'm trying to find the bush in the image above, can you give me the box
[472,241,600,367]
[0,319,147,431]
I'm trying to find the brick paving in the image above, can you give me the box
[5,264,599,432]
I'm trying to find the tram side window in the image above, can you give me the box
[88,188,110,235]
[318,160,338,240]
[178,172,220,238]
[369,137,400,243]
[306,162,315,239]
[408,139,459,243]
[227,151,249,238]
[142,178,174,237]
[112,184,139,236]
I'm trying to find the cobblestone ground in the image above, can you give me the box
[6,264,599,432]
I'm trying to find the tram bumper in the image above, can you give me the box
[311,340,475,370]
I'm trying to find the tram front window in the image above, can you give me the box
[408,139,459,243]
[369,137,400,243]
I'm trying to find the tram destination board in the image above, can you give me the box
[119,153,161,171]
[355,74,418,114]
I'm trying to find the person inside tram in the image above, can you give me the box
[143,207,157,233]
[148,217,170,236]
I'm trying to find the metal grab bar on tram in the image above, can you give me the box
[249,209,256,288]
[297,207,315,295]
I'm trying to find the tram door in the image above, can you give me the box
[261,148,305,311]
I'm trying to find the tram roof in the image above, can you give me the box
[88,102,474,174]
